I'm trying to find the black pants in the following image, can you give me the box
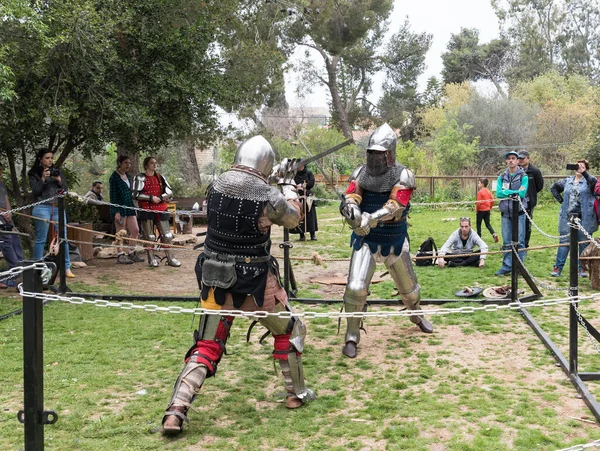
[524,207,534,248]
[476,210,495,238]
[443,251,480,267]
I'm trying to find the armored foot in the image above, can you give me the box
[161,405,188,436]
[342,341,358,358]
[417,318,433,334]
[286,395,304,409]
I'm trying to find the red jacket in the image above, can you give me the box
[476,188,494,212]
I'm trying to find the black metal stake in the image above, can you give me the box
[510,194,519,302]
[19,262,57,450]
[569,213,580,375]
[57,196,69,293]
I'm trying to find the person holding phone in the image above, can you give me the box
[28,148,74,277]
[109,155,143,264]
[549,159,597,277]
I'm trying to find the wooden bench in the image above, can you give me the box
[171,197,207,233]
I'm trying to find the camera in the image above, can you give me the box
[49,167,60,177]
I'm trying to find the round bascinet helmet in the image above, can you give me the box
[366,123,397,170]
[233,135,276,178]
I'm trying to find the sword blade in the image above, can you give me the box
[291,138,354,171]
[296,134,345,200]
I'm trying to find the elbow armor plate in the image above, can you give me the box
[132,174,151,201]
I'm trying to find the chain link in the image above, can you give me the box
[17,287,600,319]
[518,197,569,239]
[0,194,63,217]
[555,439,600,451]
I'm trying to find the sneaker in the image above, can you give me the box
[579,270,589,278]
[550,267,561,277]
[128,252,145,263]
[493,233,499,243]
[65,269,75,278]
[117,254,134,265]
[495,269,510,276]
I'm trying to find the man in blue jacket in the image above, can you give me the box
[495,150,529,276]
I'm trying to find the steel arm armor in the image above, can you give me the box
[341,167,364,229]
[266,191,302,230]
[160,177,173,202]
[132,174,152,202]
[363,168,415,227]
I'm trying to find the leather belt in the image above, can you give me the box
[203,249,271,264]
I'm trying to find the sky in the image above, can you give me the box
[285,0,501,109]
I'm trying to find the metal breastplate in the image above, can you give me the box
[359,163,406,192]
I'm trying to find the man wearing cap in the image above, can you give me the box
[495,151,529,276]
[518,151,544,248]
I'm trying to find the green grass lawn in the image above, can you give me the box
[1,200,600,450]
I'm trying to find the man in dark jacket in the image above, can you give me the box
[518,150,544,248]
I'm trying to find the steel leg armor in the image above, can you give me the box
[385,250,433,333]
[259,305,315,405]
[140,219,159,267]
[342,244,376,357]
[156,219,181,267]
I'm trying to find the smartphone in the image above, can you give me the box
[566,163,579,170]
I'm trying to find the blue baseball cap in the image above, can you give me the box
[505,151,519,159]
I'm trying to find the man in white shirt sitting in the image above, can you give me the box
[437,217,488,268]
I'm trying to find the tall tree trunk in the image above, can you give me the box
[325,56,353,140]
[183,136,202,188]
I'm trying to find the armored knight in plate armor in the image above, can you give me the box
[132,158,180,267]
[161,136,314,436]
[340,123,433,359]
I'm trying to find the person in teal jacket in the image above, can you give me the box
[495,150,529,276]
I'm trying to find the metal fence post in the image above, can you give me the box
[569,214,580,375]
[57,196,68,293]
[510,195,519,302]
[18,261,57,450]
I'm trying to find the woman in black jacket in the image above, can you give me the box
[28,148,73,277]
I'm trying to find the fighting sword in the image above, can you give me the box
[295,134,346,201]
[291,138,354,172]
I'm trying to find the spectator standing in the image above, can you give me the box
[83,181,104,205]
[550,159,597,277]
[28,148,74,277]
[495,150,529,276]
[292,164,318,241]
[518,150,544,248]
[476,178,498,243]
[437,217,488,268]
[0,163,23,287]
[109,156,143,264]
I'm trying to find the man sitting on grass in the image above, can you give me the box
[437,217,488,268]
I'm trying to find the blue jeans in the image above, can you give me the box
[32,204,71,269]
[499,214,526,272]
[0,231,24,286]
[555,230,588,272]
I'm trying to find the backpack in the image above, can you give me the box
[415,237,437,267]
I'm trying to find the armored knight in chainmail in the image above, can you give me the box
[340,123,433,359]
[161,136,315,436]
[132,156,181,267]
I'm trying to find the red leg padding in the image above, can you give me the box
[185,316,234,375]
[273,333,294,360]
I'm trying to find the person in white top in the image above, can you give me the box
[437,217,488,268]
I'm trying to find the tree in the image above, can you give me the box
[441,28,511,97]
[378,20,432,139]
[286,0,394,138]
[492,0,600,81]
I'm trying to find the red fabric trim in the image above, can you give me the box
[272,333,291,360]
[346,181,356,194]
[186,340,223,373]
[396,188,413,206]
[215,316,234,341]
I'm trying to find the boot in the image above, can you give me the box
[165,250,181,267]
[342,341,358,358]
[147,249,159,267]
[161,405,188,436]
[417,318,433,334]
